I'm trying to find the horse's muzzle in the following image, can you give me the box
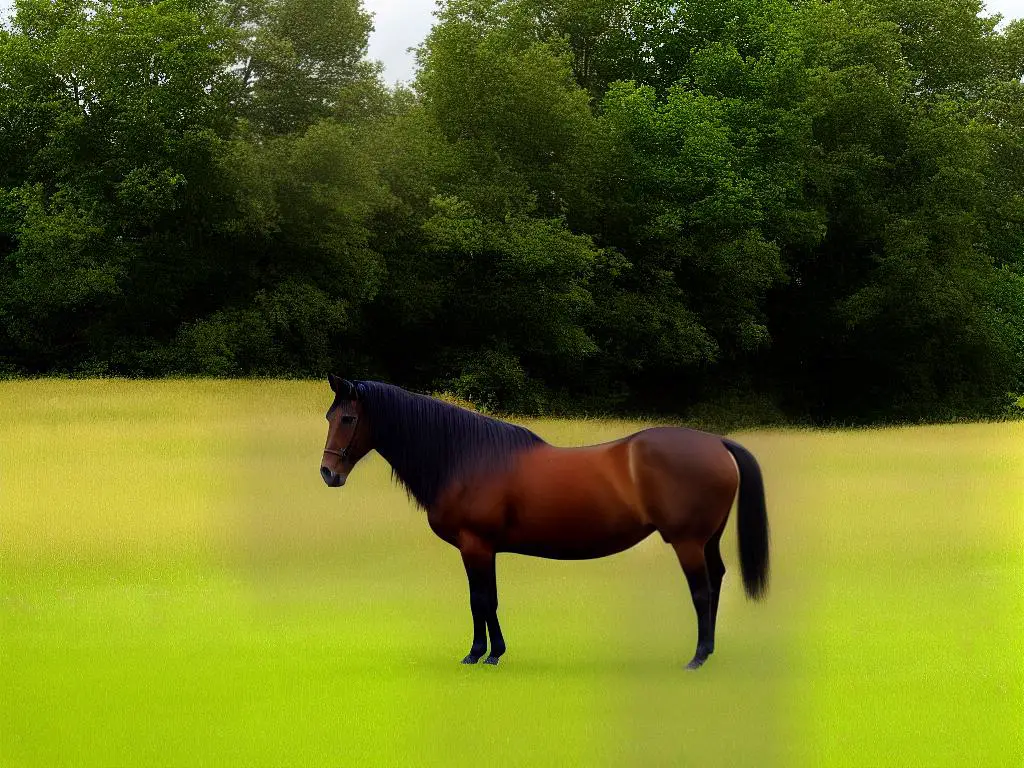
[320,466,346,487]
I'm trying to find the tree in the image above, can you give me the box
[763,0,1024,420]
[0,0,237,372]
[224,0,384,134]
[0,0,1020,422]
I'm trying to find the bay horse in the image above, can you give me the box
[319,375,769,670]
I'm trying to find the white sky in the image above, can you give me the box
[364,0,437,85]
[0,0,1022,85]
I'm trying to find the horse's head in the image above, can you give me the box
[321,373,371,487]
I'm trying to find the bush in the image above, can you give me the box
[430,390,486,414]
[442,347,549,415]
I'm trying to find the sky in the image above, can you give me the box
[0,0,1022,84]
[364,0,437,85]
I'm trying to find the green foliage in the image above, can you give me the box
[682,390,790,433]
[444,346,549,415]
[430,390,486,413]
[225,0,382,134]
[1009,393,1024,418]
[762,0,1024,421]
[1,0,1022,423]
[167,278,349,375]
[0,0,236,370]
[219,120,389,301]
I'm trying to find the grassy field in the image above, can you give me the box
[1,380,1021,767]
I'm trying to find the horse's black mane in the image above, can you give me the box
[354,381,546,510]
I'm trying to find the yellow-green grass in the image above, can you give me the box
[1,380,1021,767]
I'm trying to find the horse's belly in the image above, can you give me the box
[503,524,655,560]
[500,492,653,560]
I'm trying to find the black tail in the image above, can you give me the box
[722,438,769,600]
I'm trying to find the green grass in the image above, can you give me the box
[1,380,1021,767]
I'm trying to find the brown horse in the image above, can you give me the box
[319,375,769,670]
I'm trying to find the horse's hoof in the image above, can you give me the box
[483,655,501,665]
[461,654,481,664]
[685,655,709,670]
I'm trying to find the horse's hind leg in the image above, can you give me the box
[671,539,714,669]
[704,523,727,654]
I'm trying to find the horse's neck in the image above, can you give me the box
[369,403,468,509]
[371,404,453,472]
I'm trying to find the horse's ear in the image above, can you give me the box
[330,376,357,400]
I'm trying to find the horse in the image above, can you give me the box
[319,375,769,670]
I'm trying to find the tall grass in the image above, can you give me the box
[1,380,1021,767]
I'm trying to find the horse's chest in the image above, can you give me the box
[427,478,509,545]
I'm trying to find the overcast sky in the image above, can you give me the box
[364,0,436,85]
[1,0,1023,85]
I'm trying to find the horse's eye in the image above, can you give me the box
[340,415,356,425]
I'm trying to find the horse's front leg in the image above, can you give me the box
[458,530,505,665]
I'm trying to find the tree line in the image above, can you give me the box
[1,0,1023,423]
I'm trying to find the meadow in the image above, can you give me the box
[1,380,1021,767]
